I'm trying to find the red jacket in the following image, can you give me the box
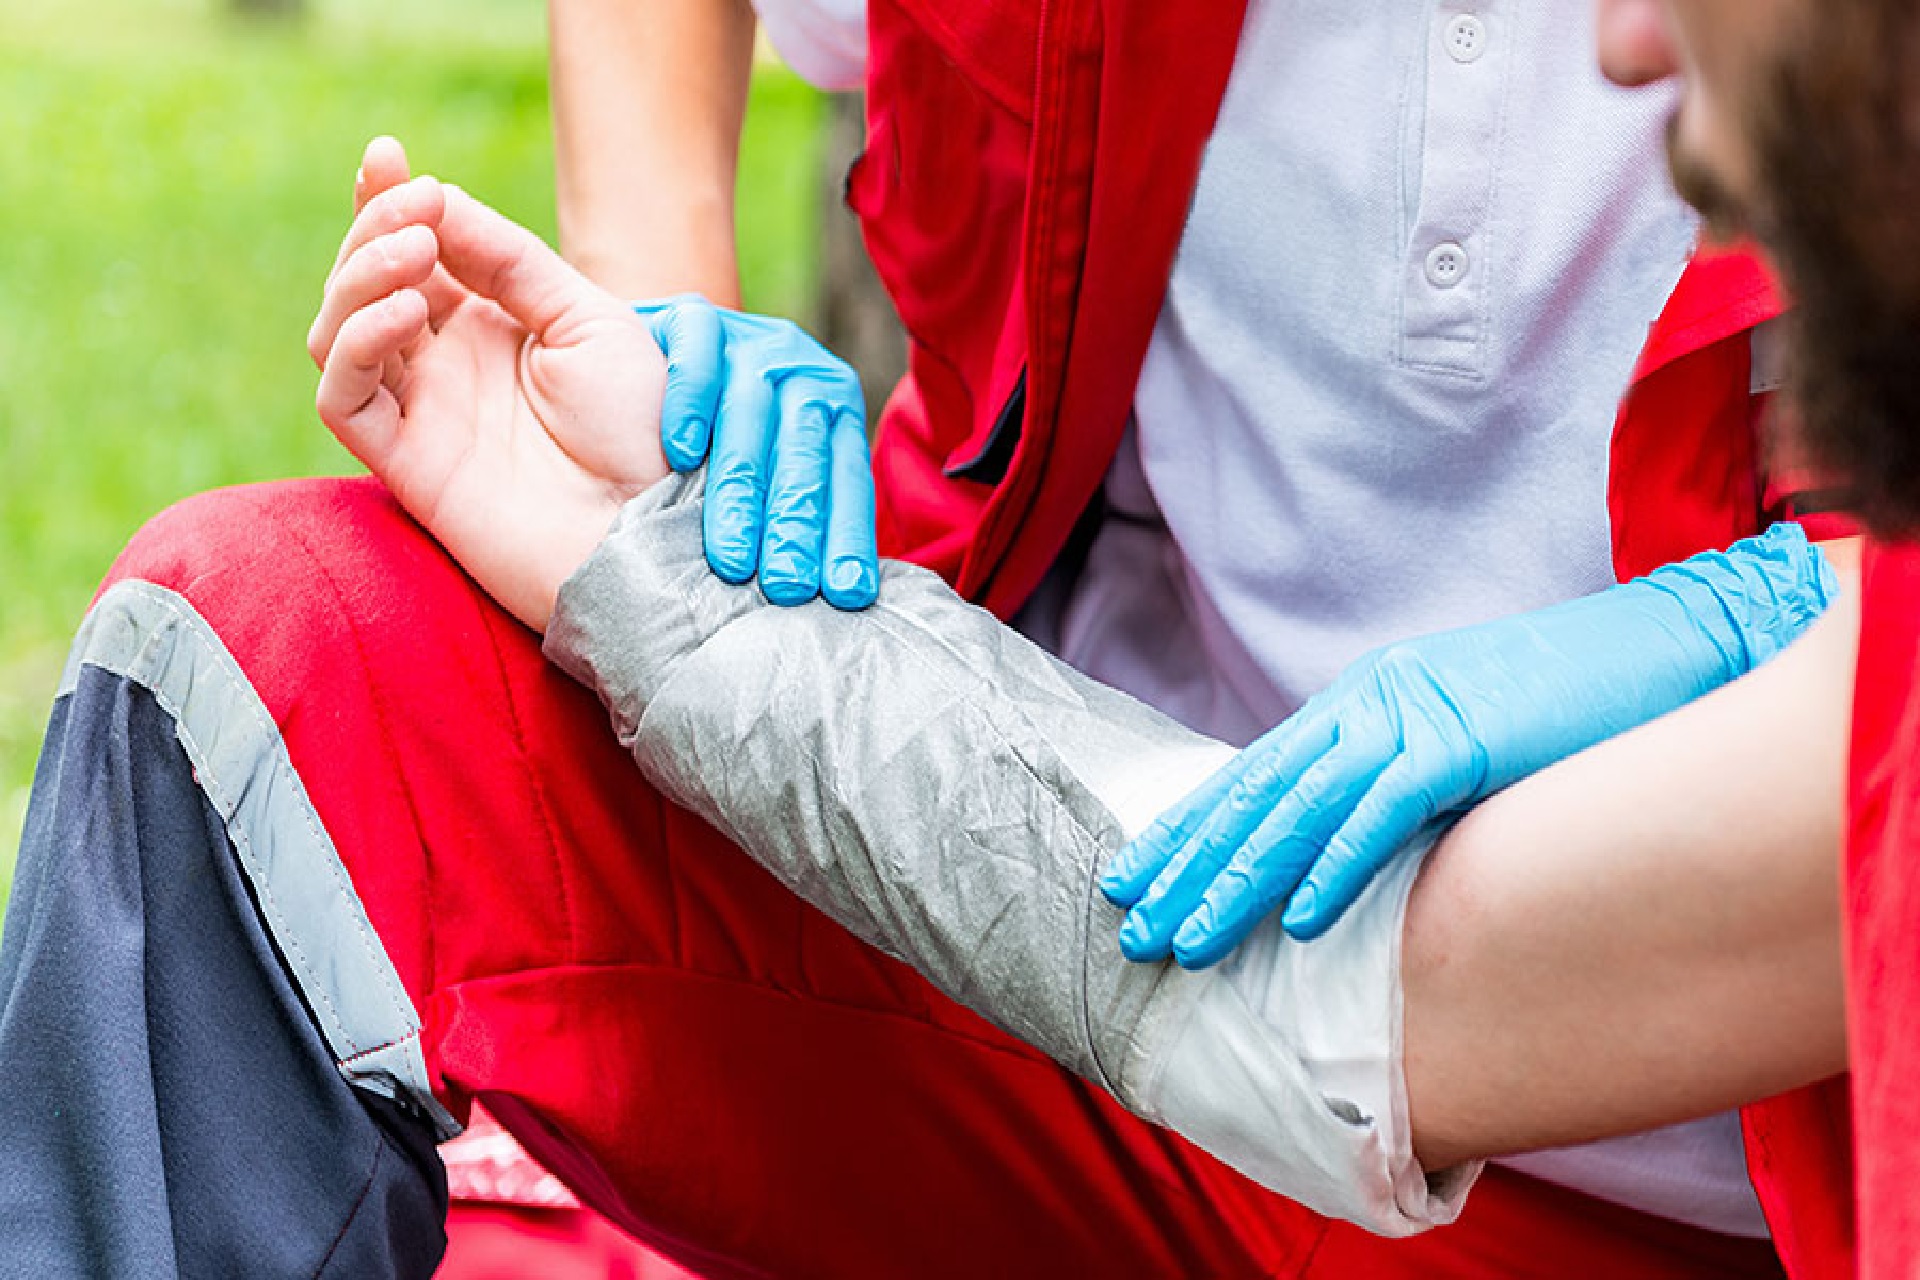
[1845,539,1920,1278]
[851,0,1857,1273]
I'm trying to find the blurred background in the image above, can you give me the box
[0,0,900,918]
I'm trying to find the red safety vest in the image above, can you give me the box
[851,1,1857,1273]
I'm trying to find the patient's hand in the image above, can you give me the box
[308,137,669,632]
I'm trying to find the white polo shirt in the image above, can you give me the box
[752,0,1768,1240]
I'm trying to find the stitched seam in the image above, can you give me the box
[892,0,1035,125]
[258,501,443,1001]
[965,1,1078,598]
[1391,20,1416,367]
[1473,7,1518,366]
[1288,1220,1340,1278]
[475,598,580,962]
[337,1030,423,1068]
[308,1138,385,1280]
[233,494,437,1032]
[111,586,400,1056]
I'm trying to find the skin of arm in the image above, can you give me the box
[1405,542,1859,1169]
[548,0,756,302]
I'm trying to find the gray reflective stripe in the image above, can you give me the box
[61,579,462,1141]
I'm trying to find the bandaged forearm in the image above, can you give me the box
[544,473,1478,1234]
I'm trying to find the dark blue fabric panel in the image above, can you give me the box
[0,666,446,1279]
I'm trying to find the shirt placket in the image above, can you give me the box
[1401,0,1512,376]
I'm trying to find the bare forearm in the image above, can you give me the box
[548,0,755,302]
[1404,573,1858,1168]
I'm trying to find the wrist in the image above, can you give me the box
[502,495,625,635]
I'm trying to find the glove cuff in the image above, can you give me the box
[1639,521,1840,679]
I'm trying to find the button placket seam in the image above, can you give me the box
[1398,1,1511,378]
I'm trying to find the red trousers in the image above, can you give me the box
[108,478,1788,1279]
[441,1204,694,1280]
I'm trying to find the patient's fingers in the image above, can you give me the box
[354,136,412,213]
[326,174,441,291]
[309,224,439,368]
[320,171,463,355]
[346,137,464,326]
[316,287,429,467]
[432,184,625,340]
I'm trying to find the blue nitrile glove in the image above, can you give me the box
[1100,522,1841,968]
[636,296,879,609]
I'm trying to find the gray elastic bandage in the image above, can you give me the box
[546,472,1478,1233]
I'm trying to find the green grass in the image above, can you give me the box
[0,0,824,913]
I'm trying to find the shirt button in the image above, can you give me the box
[1425,242,1469,289]
[1444,14,1487,63]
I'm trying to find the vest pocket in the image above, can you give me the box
[945,368,1026,486]
[852,0,1035,488]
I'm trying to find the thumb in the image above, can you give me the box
[431,183,623,342]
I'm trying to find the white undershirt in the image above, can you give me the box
[753,0,1769,1240]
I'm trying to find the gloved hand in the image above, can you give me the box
[1100,522,1840,968]
[637,296,879,609]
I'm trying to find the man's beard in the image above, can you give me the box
[1666,116,1752,246]
[1725,7,1920,538]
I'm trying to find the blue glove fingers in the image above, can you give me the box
[1100,759,1250,908]
[1169,815,1327,970]
[1118,722,1354,963]
[703,362,778,584]
[1281,756,1440,941]
[647,299,727,472]
[1104,704,1336,908]
[1118,790,1270,962]
[1165,740,1383,968]
[757,378,838,605]
[820,409,880,611]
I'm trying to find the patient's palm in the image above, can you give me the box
[382,262,668,630]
